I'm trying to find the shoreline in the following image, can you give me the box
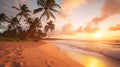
[0,41,84,67]
[50,42,120,67]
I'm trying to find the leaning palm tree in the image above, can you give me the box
[25,0,60,39]
[12,3,31,23]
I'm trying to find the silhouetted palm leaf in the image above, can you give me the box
[50,8,60,14]
[54,4,61,8]
[49,11,55,19]
[12,7,20,11]
[0,13,9,25]
[33,8,43,14]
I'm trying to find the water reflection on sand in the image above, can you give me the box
[62,48,120,67]
[84,56,106,67]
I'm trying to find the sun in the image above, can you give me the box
[93,32,102,38]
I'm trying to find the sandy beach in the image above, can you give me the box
[0,41,84,67]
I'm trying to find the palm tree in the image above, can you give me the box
[12,3,31,23]
[25,17,42,38]
[34,0,61,20]
[26,17,42,32]
[0,13,8,25]
[8,16,19,29]
[25,0,60,39]
[44,20,55,33]
[4,16,20,37]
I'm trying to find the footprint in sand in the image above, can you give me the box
[45,60,54,67]
[4,61,23,67]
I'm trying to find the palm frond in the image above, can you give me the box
[19,3,22,10]
[49,11,55,19]
[12,6,20,11]
[26,10,31,12]
[23,13,30,18]
[33,8,43,14]
[40,10,47,19]
[16,12,22,17]
[50,8,60,14]
[54,4,61,8]
[37,0,46,7]
[42,10,50,20]
[46,0,55,5]
[40,0,46,6]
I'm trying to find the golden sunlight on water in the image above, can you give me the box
[63,49,111,67]
[85,57,106,67]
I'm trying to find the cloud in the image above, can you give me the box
[76,26,83,32]
[109,24,120,31]
[83,22,99,33]
[60,0,86,17]
[61,23,75,35]
[75,22,99,33]
[91,0,120,25]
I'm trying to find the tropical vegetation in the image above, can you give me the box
[0,0,61,41]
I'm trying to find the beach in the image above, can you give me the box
[0,41,84,67]
[0,40,120,67]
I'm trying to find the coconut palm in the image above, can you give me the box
[8,16,19,29]
[26,17,42,32]
[44,20,55,33]
[12,3,31,23]
[25,17,42,37]
[4,16,20,37]
[34,0,61,20]
[25,0,60,39]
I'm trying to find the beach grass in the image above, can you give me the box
[0,35,38,42]
[0,36,22,41]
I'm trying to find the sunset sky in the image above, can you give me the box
[0,0,120,40]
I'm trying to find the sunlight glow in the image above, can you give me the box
[93,32,102,39]
[85,57,106,67]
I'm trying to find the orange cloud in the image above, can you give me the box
[109,24,120,31]
[83,22,99,33]
[60,0,86,17]
[92,0,120,25]
[61,23,75,35]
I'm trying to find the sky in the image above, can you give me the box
[0,0,120,40]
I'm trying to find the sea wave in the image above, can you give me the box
[49,40,120,60]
